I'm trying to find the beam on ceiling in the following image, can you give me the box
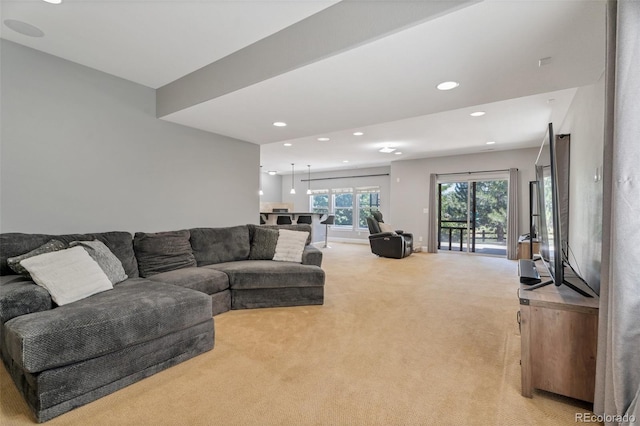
[156,0,479,118]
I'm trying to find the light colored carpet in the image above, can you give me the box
[1,243,595,425]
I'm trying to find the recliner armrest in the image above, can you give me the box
[368,232,398,239]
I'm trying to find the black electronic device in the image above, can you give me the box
[518,259,541,285]
[526,123,592,298]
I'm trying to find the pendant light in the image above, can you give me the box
[306,165,312,195]
[290,163,296,194]
[259,165,264,196]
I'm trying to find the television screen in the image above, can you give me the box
[535,123,564,286]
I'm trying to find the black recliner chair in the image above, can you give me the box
[366,211,413,259]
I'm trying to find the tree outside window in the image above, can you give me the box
[357,187,380,228]
[333,189,353,226]
[309,190,329,213]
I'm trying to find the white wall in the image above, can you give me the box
[0,41,259,234]
[558,77,605,294]
[389,148,540,248]
[280,166,390,241]
[259,172,282,203]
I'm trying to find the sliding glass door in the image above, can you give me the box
[438,178,508,256]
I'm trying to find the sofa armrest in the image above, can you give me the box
[302,245,323,267]
[0,276,52,326]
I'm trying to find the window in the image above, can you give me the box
[357,187,381,229]
[310,186,381,230]
[332,188,353,227]
[309,190,329,213]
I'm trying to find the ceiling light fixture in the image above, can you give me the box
[290,163,296,195]
[317,137,330,141]
[395,152,403,155]
[42,0,63,4]
[538,57,553,67]
[470,111,485,117]
[273,122,287,127]
[486,141,496,145]
[267,170,277,175]
[353,132,364,136]
[3,19,44,37]
[343,160,349,163]
[379,147,396,153]
[283,143,292,147]
[306,165,312,195]
[436,81,459,91]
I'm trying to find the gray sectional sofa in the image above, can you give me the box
[0,224,324,422]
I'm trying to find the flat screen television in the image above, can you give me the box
[529,123,591,297]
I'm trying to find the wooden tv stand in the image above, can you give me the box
[518,276,599,402]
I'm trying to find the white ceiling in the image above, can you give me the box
[1,0,606,175]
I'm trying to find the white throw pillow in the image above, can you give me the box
[20,246,114,306]
[272,229,309,263]
[378,222,396,234]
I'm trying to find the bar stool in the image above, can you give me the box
[276,216,292,225]
[320,215,335,248]
[296,215,312,224]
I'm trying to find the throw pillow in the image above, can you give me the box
[7,239,67,276]
[19,246,113,306]
[133,230,197,277]
[378,223,396,234]
[70,240,128,284]
[272,229,309,263]
[248,227,279,260]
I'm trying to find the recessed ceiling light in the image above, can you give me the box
[395,151,403,155]
[42,0,63,4]
[283,143,292,147]
[436,81,459,91]
[3,19,44,37]
[379,147,396,153]
[353,132,364,136]
[267,171,277,175]
[317,137,330,141]
[273,122,287,127]
[343,160,349,163]
[486,141,496,145]
[470,111,485,117]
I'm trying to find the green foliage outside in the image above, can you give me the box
[311,194,329,213]
[440,180,508,244]
[310,191,380,228]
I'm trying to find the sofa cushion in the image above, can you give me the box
[189,226,250,266]
[134,230,196,277]
[3,278,212,373]
[248,227,279,260]
[0,232,138,278]
[146,266,229,295]
[7,240,67,276]
[273,229,309,263]
[249,224,312,245]
[205,260,325,290]
[69,240,128,284]
[20,246,114,306]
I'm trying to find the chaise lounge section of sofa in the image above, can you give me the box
[0,224,324,422]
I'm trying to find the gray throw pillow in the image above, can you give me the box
[248,227,279,260]
[70,240,128,284]
[7,239,67,276]
[133,230,197,277]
